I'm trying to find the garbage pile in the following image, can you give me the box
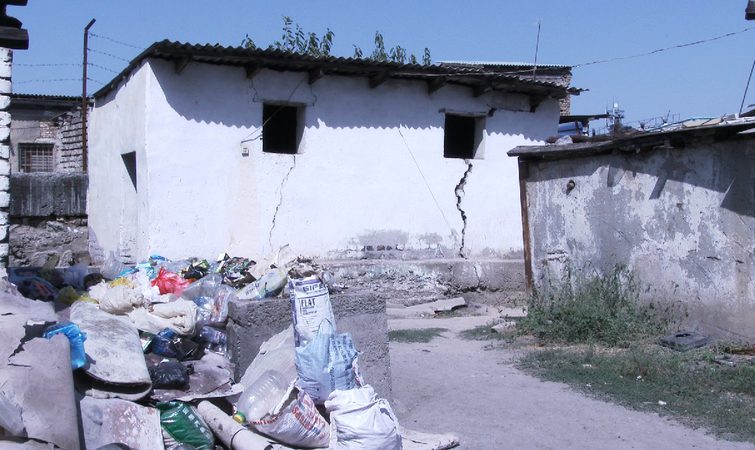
[0,250,421,450]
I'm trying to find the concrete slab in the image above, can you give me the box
[80,396,163,450]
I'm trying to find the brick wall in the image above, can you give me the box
[57,109,83,172]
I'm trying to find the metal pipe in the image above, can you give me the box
[81,18,95,173]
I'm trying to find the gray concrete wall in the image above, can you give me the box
[10,172,87,217]
[227,293,392,402]
[523,139,755,341]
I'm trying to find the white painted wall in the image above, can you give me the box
[88,62,150,262]
[90,58,559,262]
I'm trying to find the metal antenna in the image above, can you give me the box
[739,56,755,114]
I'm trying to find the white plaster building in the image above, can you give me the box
[88,41,574,263]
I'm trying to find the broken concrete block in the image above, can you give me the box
[71,302,152,400]
[491,321,517,334]
[498,307,527,319]
[659,331,709,352]
[80,396,164,450]
[389,297,467,318]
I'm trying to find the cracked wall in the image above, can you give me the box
[525,141,755,341]
[89,58,560,261]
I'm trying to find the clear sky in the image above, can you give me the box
[9,1,755,125]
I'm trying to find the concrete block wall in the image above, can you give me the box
[227,293,392,402]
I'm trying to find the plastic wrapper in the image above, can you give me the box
[237,267,287,301]
[295,320,360,404]
[151,328,203,360]
[152,267,191,295]
[157,401,214,450]
[198,326,227,356]
[182,259,210,280]
[150,360,191,389]
[181,273,234,326]
[216,254,256,288]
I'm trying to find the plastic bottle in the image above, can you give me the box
[238,268,288,300]
[233,370,289,424]
[43,322,87,370]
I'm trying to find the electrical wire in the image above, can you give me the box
[397,127,457,242]
[14,78,81,84]
[15,63,81,67]
[573,26,755,68]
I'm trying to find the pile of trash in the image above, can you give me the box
[0,249,458,449]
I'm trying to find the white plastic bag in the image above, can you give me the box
[295,320,359,404]
[252,387,330,448]
[289,273,335,347]
[89,280,145,314]
[325,385,402,450]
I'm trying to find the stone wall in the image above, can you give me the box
[0,49,12,267]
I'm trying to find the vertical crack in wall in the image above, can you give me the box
[268,156,296,250]
[455,160,474,258]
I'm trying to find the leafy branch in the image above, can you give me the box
[243,18,431,65]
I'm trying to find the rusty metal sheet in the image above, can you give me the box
[80,396,164,450]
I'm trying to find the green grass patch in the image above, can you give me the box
[518,266,677,347]
[459,324,515,342]
[388,328,448,343]
[519,345,755,443]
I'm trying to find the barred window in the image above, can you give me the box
[18,143,54,172]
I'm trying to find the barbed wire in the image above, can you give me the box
[87,62,120,74]
[88,48,131,64]
[89,32,145,50]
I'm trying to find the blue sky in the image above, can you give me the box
[10,1,755,125]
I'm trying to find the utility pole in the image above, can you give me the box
[82,18,95,173]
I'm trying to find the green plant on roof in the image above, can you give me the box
[242,17,431,65]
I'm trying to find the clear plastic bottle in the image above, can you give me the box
[238,268,288,300]
[233,370,289,424]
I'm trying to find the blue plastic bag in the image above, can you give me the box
[43,322,87,370]
[295,320,359,404]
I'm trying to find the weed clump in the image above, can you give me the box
[519,266,672,346]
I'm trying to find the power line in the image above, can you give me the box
[573,26,755,68]
[89,32,145,50]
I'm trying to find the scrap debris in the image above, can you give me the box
[0,252,460,449]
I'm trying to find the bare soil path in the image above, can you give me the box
[388,315,755,450]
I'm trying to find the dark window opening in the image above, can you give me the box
[18,143,54,172]
[263,104,300,154]
[121,151,137,191]
[444,114,479,159]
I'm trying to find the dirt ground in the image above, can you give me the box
[388,314,755,450]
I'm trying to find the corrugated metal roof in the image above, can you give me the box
[508,120,755,160]
[440,61,571,69]
[93,40,578,99]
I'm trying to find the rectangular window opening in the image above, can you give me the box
[262,103,301,154]
[121,151,137,191]
[18,143,54,172]
[444,114,483,159]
